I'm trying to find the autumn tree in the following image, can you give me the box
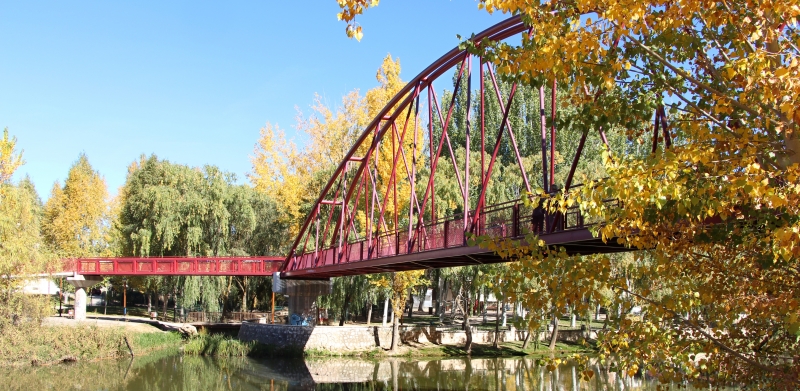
[340,1,800,387]
[373,270,426,351]
[0,129,50,328]
[43,154,110,258]
[0,128,23,184]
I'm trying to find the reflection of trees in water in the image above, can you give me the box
[3,353,671,391]
[313,357,669,391]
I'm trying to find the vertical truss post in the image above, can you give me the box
[658,104,672,148]
[479,60,485,234]
[409,86,420,253]
[472,84,519,231]
[464,55,472,240]
[513,203,520,237]
[392,122,398,234]
[550,78,557,188]
[539,86,550,193]
[651,107,662,154]
[428,84,435,223]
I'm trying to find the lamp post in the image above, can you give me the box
[123,279,128,319]
[59,278,63,317]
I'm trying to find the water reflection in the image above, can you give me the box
[1,350,677,391]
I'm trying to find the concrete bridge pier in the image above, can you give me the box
[273,273,332,325]
[67,274,102,320]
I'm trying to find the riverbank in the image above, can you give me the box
[6,316,595,367]
[0,316,183,367]
[182,332,594,360]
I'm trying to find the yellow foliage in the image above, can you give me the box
[43,154,110,258]
[333,1,800,386]
[0,128,24,185]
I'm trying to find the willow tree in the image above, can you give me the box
[117,156,283,313]
[339,1,800,387]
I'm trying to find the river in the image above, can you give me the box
[1,350,679,390]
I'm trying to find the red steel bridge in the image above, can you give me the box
[61,256,284,277]
[279,15,670,280]
[62,16,669,280]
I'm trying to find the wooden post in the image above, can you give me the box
[271,292,275,324]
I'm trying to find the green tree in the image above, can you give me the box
[117,155,285,313]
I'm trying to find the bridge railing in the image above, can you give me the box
[289,196,619,271]
[63,257,284,276]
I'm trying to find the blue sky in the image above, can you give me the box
[2,1,501,199]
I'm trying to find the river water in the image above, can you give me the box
[1,350,674,390]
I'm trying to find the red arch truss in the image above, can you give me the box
[282,16,662,279]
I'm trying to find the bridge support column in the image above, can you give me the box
[67,274,103,321]
[273,273,332,326]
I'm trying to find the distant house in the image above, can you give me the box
[21,278,60,295]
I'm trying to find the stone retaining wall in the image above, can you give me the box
[239,322,595,352]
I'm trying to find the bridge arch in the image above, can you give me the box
[282,16,650,279]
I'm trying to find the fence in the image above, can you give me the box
[186,311,271,323]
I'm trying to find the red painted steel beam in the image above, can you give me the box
[284,15,528,269]
[61,257,285,277]
[282,227,629,279]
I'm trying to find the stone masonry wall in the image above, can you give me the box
[239,322,594,353]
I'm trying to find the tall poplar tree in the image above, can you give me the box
[43,154,109,257]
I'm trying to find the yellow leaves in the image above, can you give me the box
[337,0,379,39]
[43,154,109,257]
[0,128,23,185]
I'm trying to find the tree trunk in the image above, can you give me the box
[407,291,414,318]
[463,290,473,354]
[390,311,400,352]
[339,293,351,326]
[382,297,389,327]
[173,287,178,322]
[366,301,373,325]
[147,293,152,313]
[522,327,532,350]
[494,293,500,349]
[418,287,425,311]
[240,276,248,313]
[482,286,487,324]
[548,312,559,350]
[162,294,168,322]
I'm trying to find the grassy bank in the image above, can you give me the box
[182,333,593,360]
[410,341,594,358]
[0,324,183,367]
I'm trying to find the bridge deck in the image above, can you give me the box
[62,256,284,277]
[281,227,628,279]
[282,199,629,279]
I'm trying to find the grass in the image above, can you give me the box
[184,334,253,356]
[0,323,183,367]
[129,331,183,354]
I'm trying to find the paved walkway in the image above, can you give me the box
[43,315,164,333]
